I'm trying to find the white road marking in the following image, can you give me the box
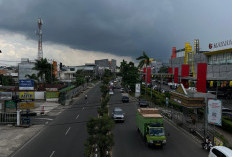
[45,121,49,124]
[49,151,55,157]
[82,107,85,110]
[35,118,53,121]
[65,127,71,136]
[76,114,79,119]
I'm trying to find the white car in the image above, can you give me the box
[208,146,232,157]
[109,89,114,95]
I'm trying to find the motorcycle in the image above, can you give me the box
[201,137,213,151]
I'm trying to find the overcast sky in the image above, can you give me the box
[0,0,232,66]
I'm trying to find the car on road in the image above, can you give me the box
[122,93,129,103]
[120,88,124,93]
[109,89,114,95]
[138,98,148,107]
[208,146,232,157]
[112,107,125,122]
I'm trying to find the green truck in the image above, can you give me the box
[136,108,167,147]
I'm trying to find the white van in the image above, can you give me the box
[209,146,232,157]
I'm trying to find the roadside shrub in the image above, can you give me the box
[221,117,232,133]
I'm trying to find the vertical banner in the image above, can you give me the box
[147,67,151,84]
[181,64,189,88]
[171,47,176,59]
[135,83,141,97]
[143,67,146,82]
[208,99,222,126]
[168,67,173,74]
[174,67,178,83]
[197,63,207,93]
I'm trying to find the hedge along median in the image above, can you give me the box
[221,117,232,133]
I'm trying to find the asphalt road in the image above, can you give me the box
[109,89,209,157]
[11,84,101,157]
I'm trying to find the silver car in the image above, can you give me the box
[112,107,125,122]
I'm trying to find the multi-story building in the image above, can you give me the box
[95,59,117,74]
[169,40,232,98]
[18,58,38,80]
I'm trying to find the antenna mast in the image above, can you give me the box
[37,18,43,60]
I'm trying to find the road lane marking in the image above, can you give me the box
[35,118,53,121]
[82,107,85,110]
[49,151,55,157]
[65,127,71,136]
[76,114,79,119]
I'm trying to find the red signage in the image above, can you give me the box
[174,67,178,83]
[197,63,207,93]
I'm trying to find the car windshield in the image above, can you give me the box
[149,128,165,136]
[114,110,123,115]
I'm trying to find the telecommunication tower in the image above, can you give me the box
[36,18,43,60]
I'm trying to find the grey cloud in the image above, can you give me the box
[0,0,231,62]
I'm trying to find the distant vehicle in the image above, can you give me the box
[120,88,124,93]
[136,108,167,147]
[112,107,125,122]
[152,85,158,90]
[122,93,129,103]
[109,89,114,95]
[208,146,232,157]
[138,98,148,107]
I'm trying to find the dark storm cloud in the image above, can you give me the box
[1,0,231,61]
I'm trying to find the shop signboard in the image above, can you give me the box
[19,92,34,100]
[5,100,16,108]
[19,80,34,90]
[19,102,35,109]
[208,99,222,126]
[0,92,12,100]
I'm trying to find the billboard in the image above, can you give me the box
[208,99,222,126]
[19,102,35,109]
[19,80,34,90]
[19,92,35,99]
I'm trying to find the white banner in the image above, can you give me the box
[208,99,222,126]
[135,83,140,93]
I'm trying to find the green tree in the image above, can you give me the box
[0,75,15,86]
[85,115,114,157]
[74,70,86,86]
[120,61,139,92]
[33,58,52,83]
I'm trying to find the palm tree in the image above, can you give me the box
[136,51,151,95]
[33,58,52,83]
[136,51,150,69]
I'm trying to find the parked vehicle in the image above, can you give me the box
[122,93,129,103]
[112,107,125,122]
[138,98,148,107]
[136,108,167,147]
[208,146,232,157]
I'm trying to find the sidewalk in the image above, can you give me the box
[0,101,61,157]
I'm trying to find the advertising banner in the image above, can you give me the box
[19,102,35,109]
[135,83,141,97]
[19,80,34,90]
[197,63,207,93]
[19,92,35,99]
[135,83,140,93]
[208,99,222,126]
